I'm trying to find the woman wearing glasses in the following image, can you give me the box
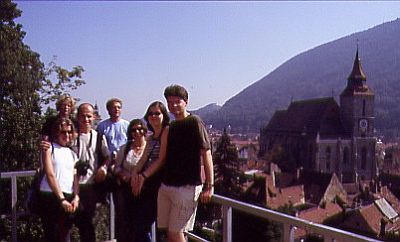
[114,118,148,242]
[39,117,80,242]
[131,101,170,242]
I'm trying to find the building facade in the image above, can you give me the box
[259,50,377,181]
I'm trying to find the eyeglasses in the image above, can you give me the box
[60,130,73,135]
[148,111,161,116]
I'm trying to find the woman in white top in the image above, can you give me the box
[39,117,79,242]
[113,118,147,242]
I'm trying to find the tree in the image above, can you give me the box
[0,1,86,172]
[213,128,242,198]
[0,0,44,172]
[40,58,85,106]
[0,1,86,240]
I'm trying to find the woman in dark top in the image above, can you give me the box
[131,101,170,242]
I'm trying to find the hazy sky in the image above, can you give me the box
[16,1,400,120]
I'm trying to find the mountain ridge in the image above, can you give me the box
[200,18,400,136]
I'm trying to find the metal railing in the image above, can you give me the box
[1,170,381,242]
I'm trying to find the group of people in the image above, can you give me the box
[37,84,214,242]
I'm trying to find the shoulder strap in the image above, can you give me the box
[95,132,106,166]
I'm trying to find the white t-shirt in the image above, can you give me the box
[40,143,78,194]
[72,130,109,184]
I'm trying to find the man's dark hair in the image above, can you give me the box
[163,85,188,102]
[106,98,122,112]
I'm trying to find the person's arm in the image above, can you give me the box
[132,127,169,196]
[71,171,80,212]
[114,145,125,181]
[200,148,214,203]
[95,135,110,182]
[42,146,73,212]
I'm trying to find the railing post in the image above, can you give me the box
[283,223,295,242]
[151,222,156,242]
[11,176,18,242]
[110,193,115,240]
[222,205,232,242]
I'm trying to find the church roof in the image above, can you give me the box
[265,97,346,138]
[347,49,366,81]
[341,49,374,97]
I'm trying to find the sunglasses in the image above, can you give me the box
[148,111,161,116]
[60,130,73,135]
[131,127,144,132]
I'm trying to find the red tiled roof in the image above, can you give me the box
[295,202,342,239]
[341,202,400,236]
[380,186,400,213]
[298,203,342,224]
[267,185,305,209]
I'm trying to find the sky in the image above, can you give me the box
[15,1,400,120]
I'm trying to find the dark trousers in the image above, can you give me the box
[114,181,137,242]
[130,177,160,242]
[39,191,74,242]
[74,184,98,242]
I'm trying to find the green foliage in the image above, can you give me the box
[40,58,85,106]
[277,202,296,216]
[232,210,281,242]
[0,1,87,241]
[264,144,296,172]
[213,129,242,199]
[0,0,43,172]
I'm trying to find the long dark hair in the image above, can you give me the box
[144,101,170,133]
[50,117,76,144]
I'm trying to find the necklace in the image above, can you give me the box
[132,140,146,155]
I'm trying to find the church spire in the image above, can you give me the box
[347,47,366,81]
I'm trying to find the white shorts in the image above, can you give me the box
[157,183,203,232]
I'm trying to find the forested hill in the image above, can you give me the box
[201,18,400,136]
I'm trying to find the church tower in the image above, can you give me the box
[340,48,376,180]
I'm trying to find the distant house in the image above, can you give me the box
[296,170,348,206]
[245,168,348,209]
[259,49,377,182]
[295,202,343,239]
[340,198,400,238]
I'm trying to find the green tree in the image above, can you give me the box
[40,58,85,106]
[0,1,86,240]
[0,0,44,172]
[213,128,242,199]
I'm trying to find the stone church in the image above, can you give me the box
[259,49,377,182]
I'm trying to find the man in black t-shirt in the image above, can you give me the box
[140,85,214,242]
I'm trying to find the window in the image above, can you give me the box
[362,99,366,116]
[361,147,367,169]
[326,147,331,171]
[343,147,349,164]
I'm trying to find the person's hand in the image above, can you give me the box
[40,140,51,151]
[118,169,130,183]
[95,165,107,183]
[131,173,145,196]
[71,195,80,212]
[200,184,214,203]
[60,199,73,213]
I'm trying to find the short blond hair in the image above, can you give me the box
[56,95,76,112]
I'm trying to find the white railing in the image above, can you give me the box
[1,171,381,242]
[211,194,381,242]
